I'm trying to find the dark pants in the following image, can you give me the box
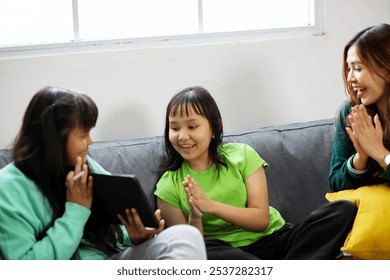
[206,200,357,260]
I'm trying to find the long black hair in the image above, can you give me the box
[13,86,119,256]
[161,86,226,172]
[342,23,390,150]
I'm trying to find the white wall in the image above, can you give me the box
[0,0,389,149]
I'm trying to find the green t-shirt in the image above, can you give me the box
[155,143,285,247]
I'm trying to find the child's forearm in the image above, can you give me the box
[209,201,269,232]
[188,215,204,235]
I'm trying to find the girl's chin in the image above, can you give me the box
[64,155,87,166]
[360,98,372,106]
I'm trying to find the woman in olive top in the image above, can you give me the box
[329,23,390,191]
[0,86,206,260]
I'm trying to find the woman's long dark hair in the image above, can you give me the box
[342,23,390,149]
[13,86,119,256]
[161,86,226,172]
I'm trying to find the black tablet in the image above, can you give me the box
[90,173,158,228]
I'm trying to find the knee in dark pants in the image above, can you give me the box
[334,199,357,215]
[331,200,357,224]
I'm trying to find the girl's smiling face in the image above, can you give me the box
[168,106,213,171]
[346,44,387,106]
[65,125,93,166]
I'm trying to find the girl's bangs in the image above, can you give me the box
[78,95,98,130]
[169,96,204,118]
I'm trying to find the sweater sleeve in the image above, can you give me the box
[0,165,91,260]
[24,203,91,260]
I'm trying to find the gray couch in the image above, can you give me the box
[0,118,335,224]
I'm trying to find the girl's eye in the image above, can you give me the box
[170,127,179,131]
[348,67,361,73]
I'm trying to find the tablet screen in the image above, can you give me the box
[90,173,158,228]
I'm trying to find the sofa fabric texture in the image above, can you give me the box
[0,119,335,225]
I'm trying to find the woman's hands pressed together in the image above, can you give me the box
[347,105,389,168]
[65,156,93,209]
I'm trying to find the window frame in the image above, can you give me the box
[0,0,325,58]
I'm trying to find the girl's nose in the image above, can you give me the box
[87,134,93,145]
[347,71,356,82]
[179,130,189,140]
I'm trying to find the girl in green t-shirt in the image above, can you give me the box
[155,86,357,259]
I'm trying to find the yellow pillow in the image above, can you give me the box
[326,184,390,260]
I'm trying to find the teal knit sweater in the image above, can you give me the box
[0,156,132,259]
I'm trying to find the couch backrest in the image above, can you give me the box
[0,119,335,224]
[0,149,11,169]
[223,119,335,224]
[88,136,166,210]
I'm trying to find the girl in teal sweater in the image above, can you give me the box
[0,86,206,260]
